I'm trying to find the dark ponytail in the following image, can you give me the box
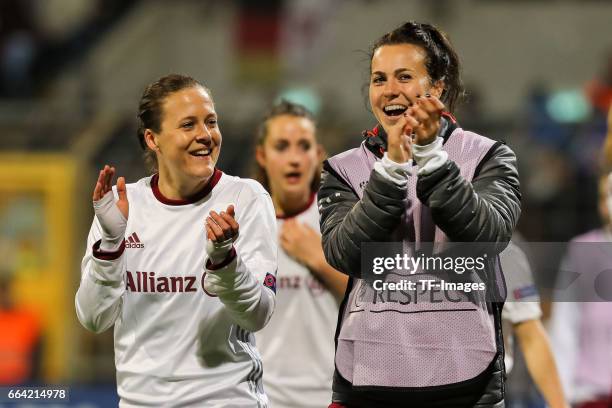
[370,21,464,112]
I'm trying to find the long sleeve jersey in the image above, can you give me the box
[75,170,278,407]
[255,196,338,408]
[549,229,612,405]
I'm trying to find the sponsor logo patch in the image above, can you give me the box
[126,271,198,293]
[264,272,276,293]
[513,284,538,300]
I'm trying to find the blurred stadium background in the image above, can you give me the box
[1,0,611,406]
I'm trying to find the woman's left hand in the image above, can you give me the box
[205,205,240,264]
[280,219,326,272]
[405,94,446,146]
[206,205,240,242]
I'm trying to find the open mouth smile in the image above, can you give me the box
[189,148,212,157]
[383,104,408,117]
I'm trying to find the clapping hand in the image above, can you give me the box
[406,94,446,146]
[92,165,128,250]
[386,94,446,163]
[205,205,240,264]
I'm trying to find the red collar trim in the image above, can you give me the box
[151,169,222,205]
[441,111,457,124]
[276,192,316,220]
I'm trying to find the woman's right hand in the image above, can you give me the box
[280,219,326,272]
[385,114,414,163]
[92,165,129,248]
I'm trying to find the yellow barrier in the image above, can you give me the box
[0,154,77,382]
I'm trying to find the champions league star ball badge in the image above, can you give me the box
[264,273,277,293]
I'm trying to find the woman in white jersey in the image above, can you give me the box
[75,74,278,407]
[253,100,348,408]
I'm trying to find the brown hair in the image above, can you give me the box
[137,74,211,172]
[253,100,321,193]
[370,21,464,113]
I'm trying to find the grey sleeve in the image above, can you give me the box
[417,143,521,245]
[318,162,408,277]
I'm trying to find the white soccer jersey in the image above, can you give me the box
[256,196,338,408]
[500,241,542,373]
[75,170,278,408]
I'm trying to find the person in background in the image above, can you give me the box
[254,100,348,408]
[549,107,612,408]
[0,265,43,385]
[75,74,278,407]
[500,240,569,408]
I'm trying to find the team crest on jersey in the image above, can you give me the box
[126,232,144,249]
[263,272,276,293]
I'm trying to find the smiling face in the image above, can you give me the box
[369,43,443,130]
[144,86,221,193]
[256,114,320,200]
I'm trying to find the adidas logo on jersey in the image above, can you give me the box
[126,232,144,248]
